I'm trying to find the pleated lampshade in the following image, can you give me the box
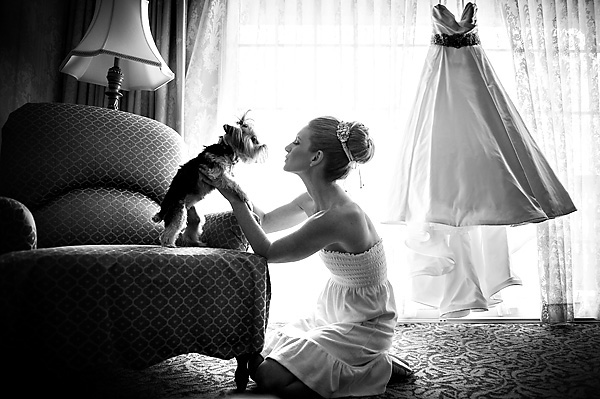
[60,0,174,96]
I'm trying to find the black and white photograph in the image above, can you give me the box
[0,1,598,398]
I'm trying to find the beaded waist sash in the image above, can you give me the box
[432,32,480,48]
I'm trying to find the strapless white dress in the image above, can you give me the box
[261,240,397,398]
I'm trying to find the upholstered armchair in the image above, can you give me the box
[0,103,269,393]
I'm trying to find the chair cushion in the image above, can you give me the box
[34,187,161,248]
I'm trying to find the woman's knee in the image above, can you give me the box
[248,353,264,380]
[253,359,296,392]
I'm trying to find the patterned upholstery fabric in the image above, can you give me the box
[34,187,162,247]
[0,102,183,248]
[0,103,270,374]
[0,102,182,208]
[0,196,36,255]
[0,245,270,370]
[200,211,250,251]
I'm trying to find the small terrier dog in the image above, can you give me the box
[153,112,267,247]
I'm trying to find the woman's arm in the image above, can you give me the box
[206,174,361,262]
[228,196,344,263]
[256,192,312,233]
[199,167,310,233]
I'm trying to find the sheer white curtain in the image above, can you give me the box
[184,0,228,154]
[499,0,600,323]
[189,0,597,322]
[205,0,537,322]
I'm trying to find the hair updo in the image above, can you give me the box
[307,116,375,182]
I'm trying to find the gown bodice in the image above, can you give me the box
[319,240,387,288]
[433,2,477,35]
[432,2,480,48]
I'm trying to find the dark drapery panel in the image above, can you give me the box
[0,0,71,133]
[60,0,105,108]
[1,0,210,145]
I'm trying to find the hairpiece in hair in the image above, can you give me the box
[237,109,253,129]
[336,121,355,166]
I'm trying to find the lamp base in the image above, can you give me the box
[105,57,123,110]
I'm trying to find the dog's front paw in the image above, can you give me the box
[180,233,207,247]
[235,189,249,203]
[182,238,207,247]
[159,238,177,248]
[229,184,248,203]
[219,174,249,203]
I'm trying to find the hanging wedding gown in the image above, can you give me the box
[385,2,576,317]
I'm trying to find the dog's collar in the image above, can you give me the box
[217,140,240,165]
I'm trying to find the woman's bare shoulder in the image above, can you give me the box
[320,202,379,252]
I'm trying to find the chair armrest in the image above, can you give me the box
[199,211,254,251]
[0,196,37,255]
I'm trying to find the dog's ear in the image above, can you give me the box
[252,142,268,163]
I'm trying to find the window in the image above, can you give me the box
[215,0,541,322]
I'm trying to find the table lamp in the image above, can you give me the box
[59,0,175,110]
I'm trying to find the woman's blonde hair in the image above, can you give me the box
[307,116,375,182]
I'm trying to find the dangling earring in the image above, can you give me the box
[359,168,364,189]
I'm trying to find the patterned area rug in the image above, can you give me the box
[79,323,600,399]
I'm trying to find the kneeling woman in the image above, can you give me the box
[210,116,411,398]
